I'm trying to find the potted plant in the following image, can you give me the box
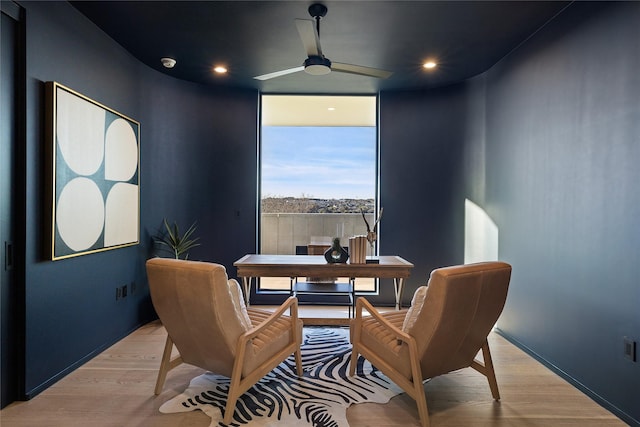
[154,218,200,259]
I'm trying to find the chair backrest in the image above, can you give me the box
[406,261,511,379]
[146,258,249,377]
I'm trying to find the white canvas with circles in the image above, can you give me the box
[50,82,140,259]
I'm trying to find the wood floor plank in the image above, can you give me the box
[0,309,626,427]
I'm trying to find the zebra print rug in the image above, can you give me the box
[159,327,403,426]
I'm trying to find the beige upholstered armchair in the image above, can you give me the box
[146,258,303,425]
[349,261,512,427]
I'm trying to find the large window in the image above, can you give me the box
[260,95,378,292]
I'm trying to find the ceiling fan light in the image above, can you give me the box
[304,56,332,75]
[305,64,331,75]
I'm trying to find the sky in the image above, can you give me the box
[261,126,376,200]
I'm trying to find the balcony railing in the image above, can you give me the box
[260,213,376,291]
[260,212,374,255]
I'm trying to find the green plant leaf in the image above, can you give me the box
[154,219,201,259]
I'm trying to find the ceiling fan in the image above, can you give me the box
[254,3,393,81]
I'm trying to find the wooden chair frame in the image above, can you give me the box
[349,297,500,427]
[155,297,303,425]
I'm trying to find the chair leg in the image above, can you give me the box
[481,341,501,400]
[294,348,303,376]
[413,378,430,427]
[349,345,359,376]
[154,335,174,395]
[224,378,241,425]
[408,349,430,427]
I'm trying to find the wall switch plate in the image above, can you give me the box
[623,337,636,362]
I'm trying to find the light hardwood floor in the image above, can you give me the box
[0,306,627,427]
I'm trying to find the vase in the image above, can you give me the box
[324,237,349,264]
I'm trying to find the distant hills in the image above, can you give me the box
[261,197,374,214]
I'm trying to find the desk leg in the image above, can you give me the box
[394,278,405,310]
[241,276,253,307]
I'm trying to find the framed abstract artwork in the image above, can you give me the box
[45,82,140,260]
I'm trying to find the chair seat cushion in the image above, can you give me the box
[358,310,413,379]
[242,308,302,376]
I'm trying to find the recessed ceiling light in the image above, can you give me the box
[161,57,176,68]
[213,66,228,74]
[423,61,437,70]
[327,107,335,111]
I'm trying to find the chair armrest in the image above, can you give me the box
[242,297,299,342]
[230,297,301,393]
[354,297,413,346]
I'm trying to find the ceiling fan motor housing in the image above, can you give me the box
[304,55,332,75]
[308,3,328,19]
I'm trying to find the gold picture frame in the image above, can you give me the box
[45,82,140,260]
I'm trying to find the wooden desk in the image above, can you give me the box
[234,254,414,310]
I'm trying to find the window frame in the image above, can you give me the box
[253,94,381,304]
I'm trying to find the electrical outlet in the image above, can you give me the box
[115,287,122,300]
[623,337,636,362]
[121,284,128,298]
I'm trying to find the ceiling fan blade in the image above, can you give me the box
[254,66,305,81]
[295,19,322,57]
[332,62,393,79]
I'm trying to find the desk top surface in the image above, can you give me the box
[234,254,414,278]
[235,254,411,266]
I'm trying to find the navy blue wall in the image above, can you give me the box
[378,85,468,303]
[479,2,640,424]
[138,73,258,269]
[382,3,639,424]
[24,1,149,395]
[22,1,257,397]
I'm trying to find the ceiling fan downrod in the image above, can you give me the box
[308,3,328,37]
